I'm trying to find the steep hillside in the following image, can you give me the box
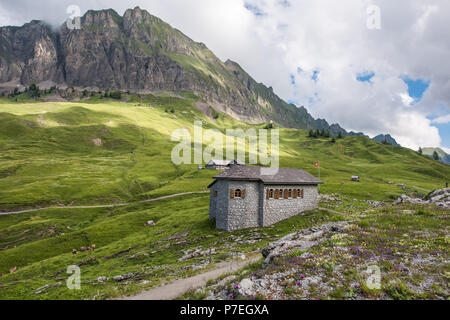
[0,97,448,211]
[0,97,448,300]
[0,7,349,134]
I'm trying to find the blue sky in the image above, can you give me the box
[400,76,430,103]
[356,71,375,84]
[400,76,449,151]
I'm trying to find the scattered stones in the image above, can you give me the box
[319,193,342,203]
[146,220,156,227]
[178,247,216,262]
[76,257,96,266]
[97,276,107,283]
[166,232,189,241]
[366,200,386,208]
[261,221,350,266]
[9,266,17,273]
[34,282,62,295]
[238,278,255,296]
[92,138,103,147]
[72,249,77,254]
[104,247,132,260]
[113,273,136,281]
[394,188,449,209]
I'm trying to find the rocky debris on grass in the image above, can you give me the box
[146,220,156,226]
[319,194,342,203]
[178,247,217,262]
[76,257,97,267]
[97,276,108,283]
[126,252,150,261]
[104,247,132,260]
[113,272,140,281]
[162,232,189,242]
[34,282,62,295]
[366,200,386,208]
[190,260,212,270]
[9,266,17,273]
[393,188,449,209]
[92,138,103,147]
[261,221,350,267]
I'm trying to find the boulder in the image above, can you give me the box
[261,222,349,266]
[146,220,156,226]
[238,279,255,296]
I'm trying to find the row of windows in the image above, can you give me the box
[267,188,304,199]
[212,189,246,198]
[212,188,304,200]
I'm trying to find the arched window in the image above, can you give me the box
[269,189,274,198]
[288,189,292,198]
[235,189,242,198]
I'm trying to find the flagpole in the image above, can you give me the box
[318,163,320,194]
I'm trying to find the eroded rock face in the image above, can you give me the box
[393,188,449,209]
[261,221,350,267]
[0,7,350,133]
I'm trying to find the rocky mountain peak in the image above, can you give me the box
[0,7,359,135]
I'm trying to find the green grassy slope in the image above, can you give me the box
[0,95,448,210]
[0,95,448,299]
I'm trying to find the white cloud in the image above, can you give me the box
[400,93,414,107]
[0,0,449,151]
[431,114,450,124]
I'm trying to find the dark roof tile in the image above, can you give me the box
[211,166,322,185]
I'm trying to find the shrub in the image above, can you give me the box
[110,91,122,100]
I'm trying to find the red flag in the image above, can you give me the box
[315,162,319,167]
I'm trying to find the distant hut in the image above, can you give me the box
[205,159,244,170]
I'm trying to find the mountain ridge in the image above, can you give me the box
[372,134,400,146]
[0,7,366,136]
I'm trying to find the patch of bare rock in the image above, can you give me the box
[394,188,449,209]
[205,221,352,300]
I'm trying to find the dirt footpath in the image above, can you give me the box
[122,253,261,300]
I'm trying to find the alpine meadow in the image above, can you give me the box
[0,5,449,302]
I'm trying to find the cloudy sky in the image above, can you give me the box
[1,0,449,152]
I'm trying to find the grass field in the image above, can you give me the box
[0,94,448,299]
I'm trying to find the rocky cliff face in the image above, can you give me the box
[0,6,350,133]
[372,134,400,146]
